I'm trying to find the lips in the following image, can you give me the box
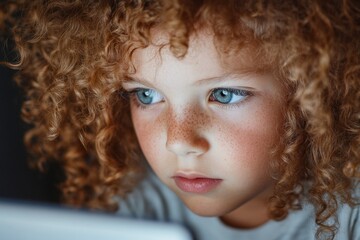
[172,173,222,194]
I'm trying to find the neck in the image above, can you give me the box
[220,202,270,229]
[220,190,273,229]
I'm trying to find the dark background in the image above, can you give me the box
[0,0,58,203]
[0,56,59,203]
[0,0,62,202]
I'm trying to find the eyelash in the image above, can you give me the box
[209,88,252,109]
[120,88,150,110]
[121,87,253,110]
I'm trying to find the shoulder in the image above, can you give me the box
[336,186,360,239]
[336,202,360,239]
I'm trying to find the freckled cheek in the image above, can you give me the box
[131,110,164,167]
[216,102,283,174]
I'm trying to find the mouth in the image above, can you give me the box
[172,173,222,194]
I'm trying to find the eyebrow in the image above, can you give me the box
[122,71,262,89]
[194,75,234,86]
[124,73,245,86]
[123,76,152,86]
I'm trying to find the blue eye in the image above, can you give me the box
[135,88,163,105]
[210,88,250,104]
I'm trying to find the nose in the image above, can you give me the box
[165,111,210,157]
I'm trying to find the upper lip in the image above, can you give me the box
[172,171,221,180]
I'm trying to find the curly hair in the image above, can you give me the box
[1,0,360,239]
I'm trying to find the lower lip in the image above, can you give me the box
[173,177,222,194]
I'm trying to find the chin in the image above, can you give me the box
[180,195,232,217]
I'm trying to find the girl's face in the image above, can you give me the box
[122,32,285,224]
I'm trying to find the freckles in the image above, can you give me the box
[219,125,256,169]
[166,106,211,140]
[215,100,283,169]
[132,112,161,160]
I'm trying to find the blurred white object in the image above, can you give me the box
[0,200,192,240]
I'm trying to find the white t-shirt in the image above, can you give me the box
[117,172,360,240]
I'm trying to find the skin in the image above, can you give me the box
[122,31,285,229]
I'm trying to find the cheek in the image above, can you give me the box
[216,100,283,173]
[131,109,163,166]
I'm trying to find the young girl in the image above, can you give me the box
[1,0,359,239]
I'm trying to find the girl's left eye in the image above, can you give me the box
[209,88,251,104]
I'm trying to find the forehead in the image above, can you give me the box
[129,30,266,85]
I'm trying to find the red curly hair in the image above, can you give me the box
[1,0,360,239]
